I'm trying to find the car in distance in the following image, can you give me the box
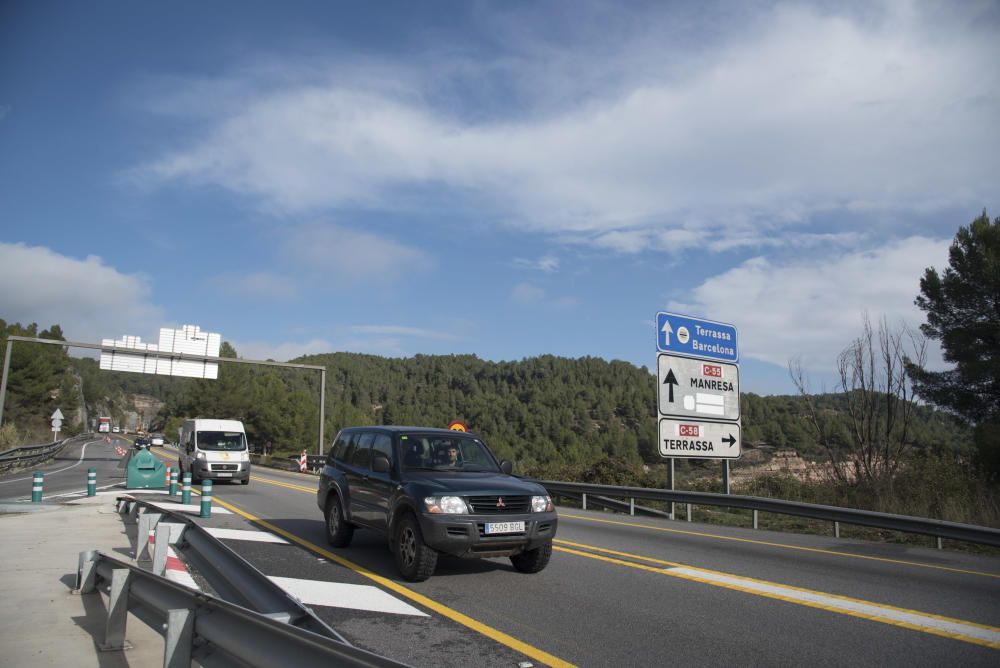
[317,426,557,582]
[134,436,151,449]
[150,434,165,446]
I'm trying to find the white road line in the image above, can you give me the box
[205,528,290,544]
[269,577,428,617]
[138,501,233,515]
[0,439,101,484]
[668,566,1000,646]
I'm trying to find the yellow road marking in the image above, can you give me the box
[208,494,574,668]
[554,543,1000,650]
[559,512,1000,580]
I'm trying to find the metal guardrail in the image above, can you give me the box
[91,496,407,667]
[538,480,1000,548]
[77,551,406,667]
[0,433,89,471]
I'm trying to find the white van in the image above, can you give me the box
[178,419,251,485]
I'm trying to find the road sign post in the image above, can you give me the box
[50,408,64,441]
[658,418,742,459]
[656,312,738,362]
[655,312,742,494]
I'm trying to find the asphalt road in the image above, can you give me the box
[2,439,999,666]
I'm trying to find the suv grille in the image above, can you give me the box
[467,495,530,514]
[211,464,239,472]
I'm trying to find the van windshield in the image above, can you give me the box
[196,431,246,451]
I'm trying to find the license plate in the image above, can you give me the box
[215,472,233,477]
[485,521,524,535]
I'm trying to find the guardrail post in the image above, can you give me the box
[31,471,43,502]
[937,537,943,550]
[87,467,96,496]
[164,608,194,668]
[101,568,133,651]
[582,493,587,511]
[76,550,98,593]
[169,468,178,496]
[686,503,692,522]
[834,521,840,538]
[181,472,191,505]
[136,512,162,561]
[200,480,213,518]
[153,523,184,575]
[629,497,635,516]
[753,509,758,529]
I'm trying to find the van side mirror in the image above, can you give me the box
[372,454,391,473]
[500,459,513,475]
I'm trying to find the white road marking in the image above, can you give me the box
[668,566,1000,646]
[205,528,290,544]
[269,577,428,617]
[0,439,100,484]
[138,501,233,515]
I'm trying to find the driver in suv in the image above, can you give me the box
[317,426,557,581]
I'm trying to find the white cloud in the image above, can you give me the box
[0,243,164,344]
[670,235,950,371]
[279,224,429,284]
[350,325,457,341]
[514,255,560,272]
[131,2,999,252]
[511,282,546,304]
[510,282,579,309]
[229,337,333,362]
[210,272,299,301]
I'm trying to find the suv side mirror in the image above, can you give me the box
[500,459,513,475]
[372,454,391,474]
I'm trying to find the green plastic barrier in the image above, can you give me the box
[126,446,167,489]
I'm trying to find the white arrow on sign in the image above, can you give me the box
[660,318,673,346]
[51,408,64,420]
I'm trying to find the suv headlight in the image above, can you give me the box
[531,495,553,512]
[240,451,250,462]
[196,452,207,461]
[425,496,469,514]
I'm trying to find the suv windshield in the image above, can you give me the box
[399,434,500,472]
[196,431,246,451]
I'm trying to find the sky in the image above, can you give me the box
[1,0,998,395]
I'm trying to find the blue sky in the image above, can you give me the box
[1,0,997,395]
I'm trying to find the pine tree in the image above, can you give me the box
[905,210,1000,475]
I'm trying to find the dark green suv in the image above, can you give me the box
[316,426,557,582]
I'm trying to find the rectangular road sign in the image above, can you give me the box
[658,418,741,459]
[657,353,740,421]
[656,312,738,362]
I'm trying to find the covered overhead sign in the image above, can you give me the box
[657,354,740,421]
[100,325,221,379]
[658,418,741,459]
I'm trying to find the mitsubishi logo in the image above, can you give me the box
[496,497,506,509]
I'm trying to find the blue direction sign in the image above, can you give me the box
[656,312,738,362]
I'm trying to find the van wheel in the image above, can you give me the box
[394,514,437,582]
[325,495,354,547]
[510,542,553,573]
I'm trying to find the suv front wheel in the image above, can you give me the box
[394,514,437,582]
[510,541,553,573]
[325,495,355,547]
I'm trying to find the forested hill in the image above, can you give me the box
[295,353,972,473]
[0,319,974,475]
[300,353,660,472]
